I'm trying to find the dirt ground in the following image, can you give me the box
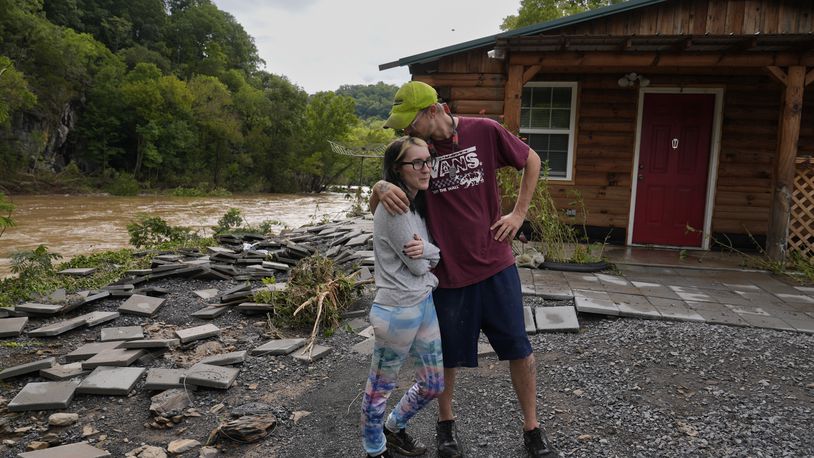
[1,278,812,458]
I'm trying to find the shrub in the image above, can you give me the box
[106,172,141,196]
[127,214,198,248]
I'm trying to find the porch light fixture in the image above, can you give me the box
[618,72,650,88]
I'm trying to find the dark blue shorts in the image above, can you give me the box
[433,265,532,368]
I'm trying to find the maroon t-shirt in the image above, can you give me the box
[425,117,530,288]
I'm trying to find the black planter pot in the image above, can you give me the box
[541,260,608,272]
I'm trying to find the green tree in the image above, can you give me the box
[335,82,399,120]
[294,92,359,192]
[0,57,37,126]
[501,0,626,30]
[188,75,242,188]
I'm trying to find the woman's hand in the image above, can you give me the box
[403,233,424,258]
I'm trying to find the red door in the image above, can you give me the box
[632,93,715,246]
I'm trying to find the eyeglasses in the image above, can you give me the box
[398,157,436,170]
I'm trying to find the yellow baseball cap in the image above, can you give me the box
[384,81,438,129]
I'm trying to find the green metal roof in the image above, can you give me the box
[379,0,667,70]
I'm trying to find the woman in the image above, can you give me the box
[360,136,444,458]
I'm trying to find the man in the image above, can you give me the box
[370,80,558,458]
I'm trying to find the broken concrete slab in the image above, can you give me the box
[17,441,111,458]
[39,363,90,381]
[150,388,193,417]
[250,338,306,356]
[0,357,55,380]
[121,338,180,349]
[184,363,239,389]
[686,302,749,327]
[58,267,98,277]
[199,350,247,366]
[65,341,125,363]
[7,380,79,412]
[26,313,106,339]
[236,303,275,312]
[118,294,165,317]
[610,293,664,319]
[80,348,146,369]
[191,306,229,319]
[357,326,374,339]
[15,302,64,315]
[534,306,580,332]
[77,366,145,395]
[0,317,28,337]
[99,325,144,342]
[292,345,332,363]
[175,324,221,344]
[345,317,369,333]
[647,297,706,323]
[143,368,188,391]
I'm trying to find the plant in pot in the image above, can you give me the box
[499,164,608,271]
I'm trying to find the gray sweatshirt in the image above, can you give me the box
[373,202,440,307]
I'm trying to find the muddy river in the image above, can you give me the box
[0,193,357,277]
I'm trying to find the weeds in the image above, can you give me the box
[127,215,200,249]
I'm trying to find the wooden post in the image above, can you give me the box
[503,64,524,134]
[767,66,806,261]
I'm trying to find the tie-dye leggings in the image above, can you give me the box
[360,294,445,456]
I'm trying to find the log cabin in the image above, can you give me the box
[379,0,814,259]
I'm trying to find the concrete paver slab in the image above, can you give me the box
[81,291,110,306]
[0,317,28,337]
[18,441,111,457]
[477,342,496,357]
[39,363,90,381]
[192,288,220,299]
[735,313,797,331]
[345,318,369,333]
[686,302,749,327]
[251,338,306,356]
[175,324,221,343]
[534,306,579,332]
[81,348,146,369]
[572,289,612,301]
[28,316,88,337]
[8,380,79,411]
[575,296,620,316]
[143,368,188,390]
[121,338,180,349]
[610,293,663,319]
[118,294,165,317]
[351,338,374,355]
[100,325,143,342]
[523,306,536,333]
[647,297,705,322]
[0,357,56,380]
[774,293,814,305]
[79,311,119,327]
[191,306,228,319]
[357,326,374,338]
[199,350,247,366]
[292,345,332,363]
[58,268,97,276]
[77,366,145,395]
[184,363,239,389]
[670,286,716,303]
[16,302,64,315]
[65,342,125,362]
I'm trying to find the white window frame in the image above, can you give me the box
[519,81,578,181]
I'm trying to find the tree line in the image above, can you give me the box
[0,0,397,194]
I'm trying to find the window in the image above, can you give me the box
[519,82,577,180]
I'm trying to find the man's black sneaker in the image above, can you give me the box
[523,427,559,458]
[436,420,463,458]
[384,427,427,456]
[366,449,393,458]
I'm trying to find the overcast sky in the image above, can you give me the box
[211,0,520,94]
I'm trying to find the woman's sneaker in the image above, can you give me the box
[384,427,427,456]
[523,426,559,457]
[436,420,463,457]
[366,449,393,458]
